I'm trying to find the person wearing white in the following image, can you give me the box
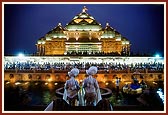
[82,66,102,106]
[63,68,80,106]
[44,68,80,111]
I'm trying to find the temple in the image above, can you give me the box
[4,5,165,112]
[36,6,131,56]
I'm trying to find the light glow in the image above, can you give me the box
[47,78,52,82]
[15,82,21,85]
[45,82,48,85]
[156,88,164,104]
[6,81,10,84]
[18,53,25,58]
[155,54,160,58]
[54,83,58,85]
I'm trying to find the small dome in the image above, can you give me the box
[46,23,66,38]
[101,23,115,38]
[121,37,130,44]
[37,37,46,44]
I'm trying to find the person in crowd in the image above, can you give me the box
[140,79,147,90]
[63,68,80,106]
[82,66,102,106]
[140,79,145,85]
[130,77,140,90]
[116,77,121,99]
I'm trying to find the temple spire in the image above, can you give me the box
[58,23,62,26]
[106,22,109,27]
[82,6,88,12]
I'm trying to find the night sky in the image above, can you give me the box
[4,3,164,56]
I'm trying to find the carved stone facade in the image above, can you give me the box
[4,70,164,89]
[44,40,66,55]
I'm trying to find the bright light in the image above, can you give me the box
[18,53,24,58]
[24,82,29,85]
[47,78,52,82]
[155,54,160,58]
[153,82,157,84]
[157,88,164,104]
[54,83,58,85]
[45,82,48,85]
[15,82,21,85]
[6,81,10,84]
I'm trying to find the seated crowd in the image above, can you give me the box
[4,61,164,72]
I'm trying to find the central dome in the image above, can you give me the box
[65,6,102,31]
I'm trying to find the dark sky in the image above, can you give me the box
[4,4,164,56]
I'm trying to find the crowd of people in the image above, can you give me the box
[66,51,123,56]
[4,61,164,71]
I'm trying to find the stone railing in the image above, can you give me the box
[4,68,164,87]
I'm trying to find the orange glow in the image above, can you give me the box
[45,82,48,85]
[74,19,82,23]
[105,82,109,85]
[85,19,93,23]
[47,78,52,82]
[24,82,29,85]
[48,83,53,89]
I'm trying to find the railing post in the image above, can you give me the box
[127,67,130,73]
[33,68,36,73]
[52,68,55,73]
[145,68,148,73]
[15,68,18,73]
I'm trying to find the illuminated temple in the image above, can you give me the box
[36,6,131,56]
[4,6,164,111]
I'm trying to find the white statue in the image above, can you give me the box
[83,66,102,106]
[63,68,80,106]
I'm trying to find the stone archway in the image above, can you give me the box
[28,74,32,80]
[158,74,162,80]
[45,74,50,80]
[9,74,14,79]
[36,75,41,80]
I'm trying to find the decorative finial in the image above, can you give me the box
[82,6,88,12]
[58,23,62,26]
[106,22,109,26]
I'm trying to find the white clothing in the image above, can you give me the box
[116,79,120,86]
[83,75,102,105]
[63,77,80,103]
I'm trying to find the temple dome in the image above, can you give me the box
[37,37,46,44]
[101,23,115,38]
[45,23,66,39]
[65,6,102,31]
[121,37,130,44]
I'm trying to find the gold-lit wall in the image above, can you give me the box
[101,39,123,54]
[4,69,164,89]
[36,32,130,56]
[44,40,65,55]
